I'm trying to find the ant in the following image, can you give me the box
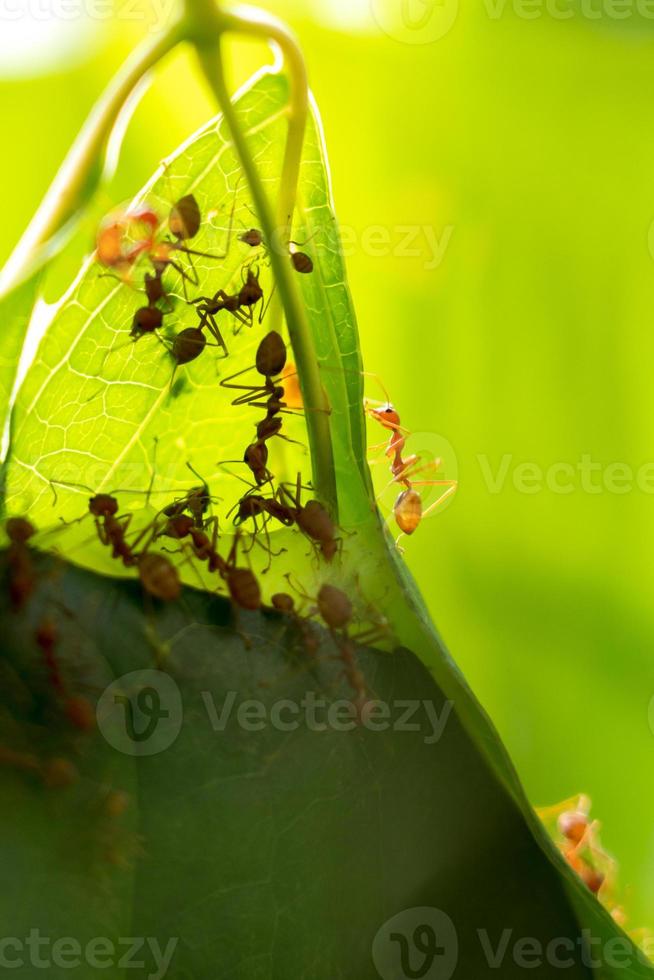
[191,265,269,333]
[238,225,314,274]
[130,267,173,340]
[227,483,295,571]
[538,795,615,898]
[366,395,457,540]
[219,332,305,486]
[220,331,302,440]
[217,533,262,612]
[278,474,340,562]
[162,323,229,392]
[35,618,96,732]
[96,192,235,298]
[287,579,381,717]
[159,462,212,529]
[5,517,37,610]
[53,486,181,602]
[150,503,260,614]
[269,592,321,660]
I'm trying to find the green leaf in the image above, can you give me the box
[0,273,41,467]
[3,551,651,980]
[2,66,650,978]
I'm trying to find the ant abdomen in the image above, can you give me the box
[393,489,422,535]
[169,194,201,240]
[131,306,163,337]
[172,327,206,365]
[291,251,313,274]
[255,331,287,377]
[227,568,261,611]
[138,554,181,601]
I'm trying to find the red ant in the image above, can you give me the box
[288,580,376,717]
[148,499,261,613]
[269,592,321,660]
[278,474,340,562]
[226,483,295,571]
[366,393,457,540]
[220,331,303,441]
[5,517,37,610]
[159,462,212,529]
[538,795,616,899]
[239,225,314,274]
[96,193,234,298]
[191,265,270,333]
[219,331,305,486]
[35,618,96,732]
[53,485,181,602]
[130,267,174,339]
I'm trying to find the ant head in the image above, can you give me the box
[89,494,119,518]
[370,402,400,428]
[6,517,36,544]
[558,809,589,845]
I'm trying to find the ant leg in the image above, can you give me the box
[95,518,110,547]
[418,483,458,519]
[257,282,277,325]
[166,258,199,300]
[198,310,229,358]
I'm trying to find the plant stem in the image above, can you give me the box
[187,3,338,514]
[0,21,185,296]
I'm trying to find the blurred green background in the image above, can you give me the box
[2,0,654,927]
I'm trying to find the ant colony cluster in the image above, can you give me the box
[0,172,408,821]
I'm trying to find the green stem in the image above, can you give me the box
[0,20,185,296]
[187,4,338,514]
